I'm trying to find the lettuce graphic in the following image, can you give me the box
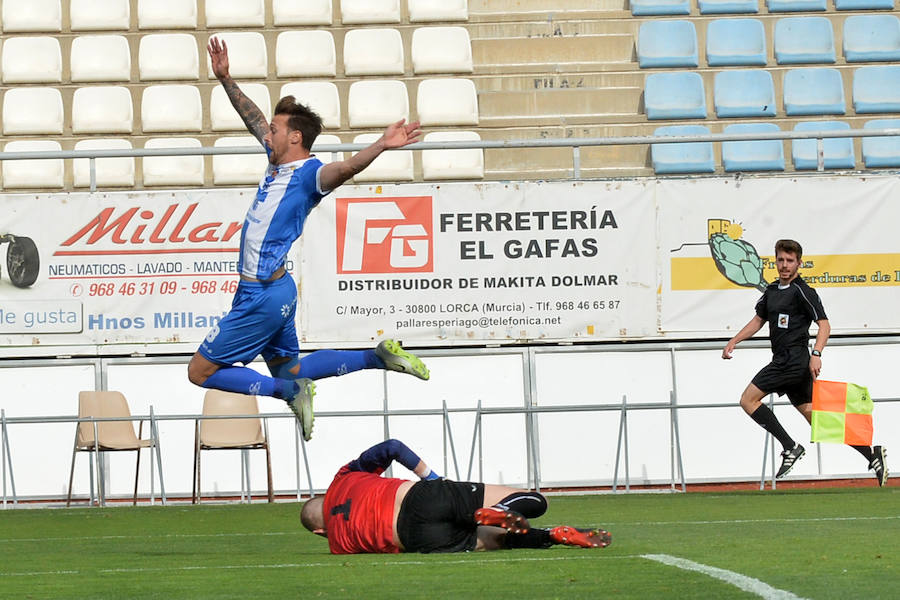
[709,232,767,292]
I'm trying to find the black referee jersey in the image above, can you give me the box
[755,277,828,355]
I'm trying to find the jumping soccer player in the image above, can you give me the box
[722,239,888,485]
[187,38,428,441]
[300,438,611,554]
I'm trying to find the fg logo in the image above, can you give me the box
[336,197,433,273]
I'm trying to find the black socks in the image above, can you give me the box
[750,404,796,451]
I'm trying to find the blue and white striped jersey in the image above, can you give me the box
[238,155,328,280]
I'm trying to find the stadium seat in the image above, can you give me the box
[409,0,469,22]
[698,0,759,13]
[73,139,135,187]
[139,34,200,81]
[421,131,483,180]
[279,82,341,129]
[791,121,855,170]
[351,133,413,181]
[348,80,409,128]
[774,17,835,64]
[411,27,473,74]
[210,84,272,131]
[341,0,401,24]
[637,20,698,68]
[206,32,268,79]
[834,0,894,8]
[311,134,344,165]
[205,0,264,27]
[70,35,131,82]
[343,29,405,76]
[651,125,716,174]
[714,70,776,118]
[71,86,134,133]
[70,0,130,31]
[142,138,204,186]
[783,68,845,116]
[416,79,479,126]
[212,136,267,185]
[273,0,332,25]
[1,0,62,32]
[2,140,64,188]
[852,66,900,114]
[1,37,62,83]
[137,0,197,29]
[861,119,900,168]
[722,123,785,171]
[644,72,707,119]
[843,15,900,63]
[141,85,203,132]
[706,19,766,66]
[2,88,63,135]
[630,0,690,15]
[767,0,827,11]
[276,31,336,77]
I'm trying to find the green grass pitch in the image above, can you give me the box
[0,487,896,599]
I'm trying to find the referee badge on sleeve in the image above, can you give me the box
[778,313,789,328]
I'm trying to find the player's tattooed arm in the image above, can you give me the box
[221,78,268,145]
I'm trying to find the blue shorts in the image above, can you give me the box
[198,274,299,366]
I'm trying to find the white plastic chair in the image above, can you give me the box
[351,133,413,182]
[206,32,268,79]
[142,138,204,186]
[72,86,134,133]
[2,0,62,32]
[70,35,131,82]
[280,82,341,129]
[139,34,200,80]
[210,84,271,131]
[137,0,197,29]
[212,136,267,185]
[408,0,469,22]
[412,27,473,74]
[1,37,62,83]
[421,131,483,180]
[348,80,409,128]
[2,140,64,188]
[141,85,203,132]
[2,88,64,134]
[343,29,405,76]
[273,0,332,25]
[205,0,264,27]
[416,78,479,126]
[276,31,336,77]
[341,0,400,24]
[70,0,130,30]
[73,139,135,187]
[311,134,344,165]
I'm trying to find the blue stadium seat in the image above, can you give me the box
[706,19,766,66]
[644,72,707,120]
[638,20,698,68]
[699,0,759,14]
[791,121,856,170]
[630,0,690,16]
[766,0,827,11]
[853,66,900,114]
[722,123,785,171]
[783,68,845,116]
[774,17,835,64]
[843,15,900,63]
[861,119,900,168]
[714,70,776,118]
[834,0,894,9]
[651,125,716,174]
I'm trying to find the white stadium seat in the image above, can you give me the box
[273,0,332,25]
[2,140,64,189]
[70,35,131,82]
[311,134,343,165]
[2,88,63,135]
[212,136,267,185]
[416,78,479,126]
[73,139,135,187]
[210,83,271,131]
[408,0,469,22]
[206,32,268,79]
[421,131,483,180]
[142,138,204,186]
[341,0,400,24]
[1,37,62,83]
[139,34,199,81]
[72,86,133,133]
[411,27,473,74]
[2,0,62,32]
[137,0,197,29]
[276,31,336,77]
[351,133,413,182]
[280,82,341,129]
[343,29,405,76]
[70,0,130,31]
[347,80,409,128]
[205,0,264,27]
[141,85,202,132]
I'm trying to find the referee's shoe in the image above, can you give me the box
[776,443,805,479]
[870,446,888,487]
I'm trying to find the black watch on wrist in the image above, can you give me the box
[811,349,822,357]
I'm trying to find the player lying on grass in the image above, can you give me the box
[300,439,611,554]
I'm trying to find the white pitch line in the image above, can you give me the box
[608,515,899,526]
[642,554,808,600]
[0,531,298,544]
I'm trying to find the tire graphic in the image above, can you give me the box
[7,236,40,288]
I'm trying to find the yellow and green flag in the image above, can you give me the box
[811,380,873,445]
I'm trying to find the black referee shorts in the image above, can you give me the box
[396,479,485,553]
[751,348,813,407]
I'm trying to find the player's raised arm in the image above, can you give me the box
[350,439,440,480]
[207,37,268,145]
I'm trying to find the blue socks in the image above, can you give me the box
[296,349,382,380]
[201,366,293,400]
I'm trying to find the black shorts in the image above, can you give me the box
[396,479,485,553]
[751,348,813,407]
